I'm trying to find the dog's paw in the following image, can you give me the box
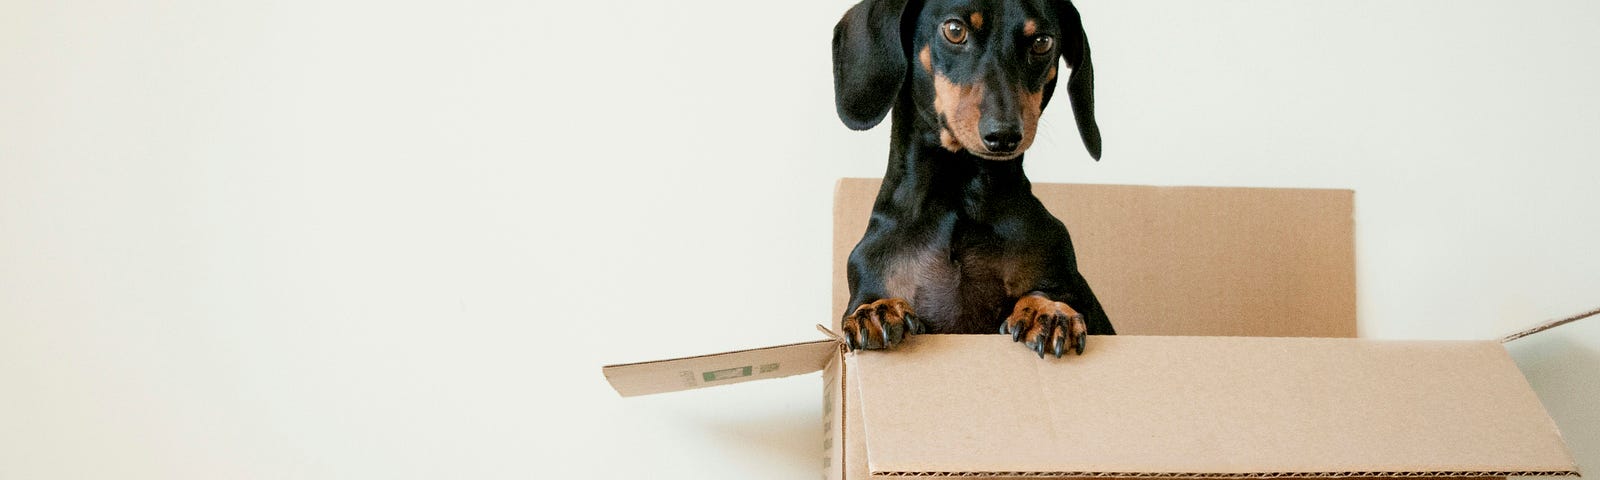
[841,298,924,351]
[1001,294,1088,358]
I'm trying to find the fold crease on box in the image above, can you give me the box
[600,179,1581,480]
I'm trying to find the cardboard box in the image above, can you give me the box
[603,179,1579,479]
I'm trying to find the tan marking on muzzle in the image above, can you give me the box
[1016,84,1045,155]
[932,72,986,155]
[939,129,960,152]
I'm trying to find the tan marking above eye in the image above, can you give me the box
[941,19,967,44]
[919,45,932,72]
[969,12,983,29]
[1023,19,1037,36]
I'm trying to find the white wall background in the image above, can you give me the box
[2,0,1597,478]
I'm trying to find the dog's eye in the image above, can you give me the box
[942,20,968,44]
[1030,35,1054,55]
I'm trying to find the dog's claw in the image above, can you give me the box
[880,316,897,348]
[864,315,884,350]
[1052,325,1067,358]
[907,313,925,335]
[1068,312,1087,356]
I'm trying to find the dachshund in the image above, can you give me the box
[833,0,1114,358]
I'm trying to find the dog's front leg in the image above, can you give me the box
[1001,292,1088,358]
[840,239,927,351]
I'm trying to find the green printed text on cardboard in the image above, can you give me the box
[703,363,779,382]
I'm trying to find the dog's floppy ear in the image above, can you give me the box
[1042,0,1102,160]
[832,0,913,130]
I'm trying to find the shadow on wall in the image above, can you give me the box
[1508,327,1600,477]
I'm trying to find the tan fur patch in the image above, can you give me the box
[919,45,932,73]
[1023,19,1037,36]
[932,72,987,155]
[1047,65,1057,82]
[1017,84,1044,155]
[939,129,961,152]
[1012,294,1079,319]
[853,297,913,319]
[969,12,983,29]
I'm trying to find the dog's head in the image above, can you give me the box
[833,0,1099,160]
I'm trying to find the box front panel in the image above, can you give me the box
[851,336,1575,477]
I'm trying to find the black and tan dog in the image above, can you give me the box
[833,0,1114,357]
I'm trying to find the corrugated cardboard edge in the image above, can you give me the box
[866,473,1563,478]
[819,325,875,480]
[819,325,846,480]
[824,343,846,480]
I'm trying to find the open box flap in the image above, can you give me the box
[851,335,1578,478]
[602,338,839,397]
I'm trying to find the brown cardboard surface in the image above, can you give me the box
[832,179,1356,337]
[818,328,873,480]
[602,339,836,397]
[823,349,846,480]
[850,335,1578,478]
[843,354,871,480]
[608,180,1576,480]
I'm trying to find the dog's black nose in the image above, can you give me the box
[981,125,1022,153]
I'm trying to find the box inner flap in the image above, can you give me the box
[852,335,1576,477]
[603,339,837,397]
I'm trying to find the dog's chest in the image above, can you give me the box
[882,225,1015,334]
